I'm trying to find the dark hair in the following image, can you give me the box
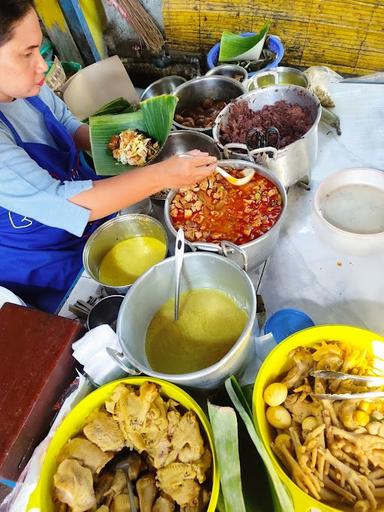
[0,0,35,46]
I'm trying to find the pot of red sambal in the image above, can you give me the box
[164,160,287,271]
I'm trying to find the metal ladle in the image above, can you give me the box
[174,228,185,321]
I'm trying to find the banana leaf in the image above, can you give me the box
[219,23,270,62]
[208,401,246,512]
[89,94,178,175]
[225,376,294,512]
[83,97,134,124]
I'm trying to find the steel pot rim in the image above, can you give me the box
[212,84,322,154]
[116,251,257,382]
[164,159,287,252]
[140,75,187,101]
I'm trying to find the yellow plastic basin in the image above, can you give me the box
[253,324,384,512]
[28,377,219,511]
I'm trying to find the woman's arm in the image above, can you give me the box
[73,124,91,151]
[69,151,217,221]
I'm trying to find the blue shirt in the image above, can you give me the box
[0,85,93,237]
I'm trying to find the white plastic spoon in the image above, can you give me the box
[215,165,255,186]
[178,154,255,186]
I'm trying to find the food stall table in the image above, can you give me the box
[257,82,384,334]
[50,81,384,512]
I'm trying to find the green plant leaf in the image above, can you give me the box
[83,97,134,124]
[140,94,178,146]
[89,94,178,175]
[219,23,270,62]
[208,401,246,512]
[225,376,294,512]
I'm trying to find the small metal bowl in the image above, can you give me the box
[140,75,187,101]
[150,131,221,201]
[86,294,124,331]
[83,214,168,294]
[173,76,245,132]
[245,66,308,91]
[205,64,248,82]
[153,130,221,162]
[119,197,153,216]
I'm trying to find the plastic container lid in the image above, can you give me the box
[263,308,315,343]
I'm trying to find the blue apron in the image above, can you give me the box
[0,96,104,313]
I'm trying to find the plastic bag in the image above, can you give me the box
[304,66,343,108]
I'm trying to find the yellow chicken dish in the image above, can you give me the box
[263,340,384,512]
[53,381,212,512]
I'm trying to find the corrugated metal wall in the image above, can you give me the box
[163,0,384,74]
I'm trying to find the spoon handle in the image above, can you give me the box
[174,228,185,321]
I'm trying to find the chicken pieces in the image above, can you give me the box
[83,410,125,452]
[266,340,384,512]
[53,382,212,512]
[57,437,113,474]
[54,459,96,512]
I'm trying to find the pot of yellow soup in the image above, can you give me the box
[82,214,168,294]
[112,252,257,389]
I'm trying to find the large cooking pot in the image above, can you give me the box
[212,85,321,187]
[111,252,256,390]
[164,160,287,271]
[173,75,245,133]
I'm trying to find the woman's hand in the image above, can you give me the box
[70,150,218,221]
[153,149,217,189]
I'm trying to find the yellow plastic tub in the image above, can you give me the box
[28,377,219,511]
[253,324,384,512]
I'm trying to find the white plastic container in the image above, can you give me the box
[0,286,26,308]
[312,167,384,255]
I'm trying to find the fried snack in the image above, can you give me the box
[265,340,384,511]
[53,382,212,511]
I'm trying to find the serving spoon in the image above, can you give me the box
[216,165,255,186]
[178,154,255,186]
[174,228,185,321]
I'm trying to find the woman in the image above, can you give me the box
[0,0,217,312]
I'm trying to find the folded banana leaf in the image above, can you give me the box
[219,23,270,62]
[89,94,178,175]
[83,97,134,124]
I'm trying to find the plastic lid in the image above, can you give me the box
[263,308,315,343]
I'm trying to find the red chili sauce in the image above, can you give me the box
[170,168,283,245]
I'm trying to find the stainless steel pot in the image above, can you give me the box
[112,252,256,390]
[205,64,248,82]
[212,85,321,187]
[245,66,308,91]
[164,160,287,271]
[82,214,168,294]
[140,75,187,101]
[173,76,245,133]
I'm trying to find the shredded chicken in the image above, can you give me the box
[109,129,159,166]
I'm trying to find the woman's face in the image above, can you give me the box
[0,8,48,103]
